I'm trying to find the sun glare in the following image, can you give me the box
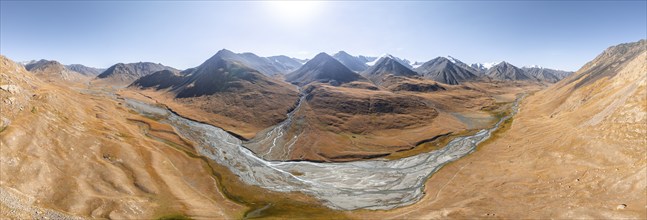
[267,1,323,23]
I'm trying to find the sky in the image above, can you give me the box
[1,1,645,71]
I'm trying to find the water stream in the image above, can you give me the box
[123,95,523,210]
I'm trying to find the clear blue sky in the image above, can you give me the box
[1,1,645,71]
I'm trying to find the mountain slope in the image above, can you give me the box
[367,54,413,68]
[96,62,176,86]
[522,67,572,83]
[415,57,478,85]
[285,53,368,86]
[65,64,105,76]
[267,55,303,72]
[485,61,536,81]
[24,59,88,83]
[447,56,481,74]
[361,55,418,85]
[358,55,377,63]
[333,51,369,72]
[130,69,183,90]
[210,49,298,77]
[352,39,647,219]
[130,52,299,139]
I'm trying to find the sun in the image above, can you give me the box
[267,1,324,23]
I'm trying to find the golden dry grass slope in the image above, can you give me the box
[0,56,245,219]
[349,39,647,219]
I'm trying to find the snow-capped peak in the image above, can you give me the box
[524,64,543,69]
[472,61,501,69]
[366,54,393,66]
[446,56,461,64]
[411,61,423,69]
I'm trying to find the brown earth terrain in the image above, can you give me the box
[245,81,541,162]
[347,39,647,219]
[0,56,246,219]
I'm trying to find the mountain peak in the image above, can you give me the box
[376,54,397,60]
[313,52,333,60]
[286,52,366,86]
[332,51,369,72]
[523,64,543,69]
[216,48,234,54]
[486,61,536,81]
[446,56,462,64]
[205,49,298,76]
[334,51,352,57]
[24,59,64,72]
[367,54,411,68]
[362,55,417,85]
[415,56,478,85]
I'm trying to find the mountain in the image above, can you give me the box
[411,61,424,69]
[285,52,368,86]
[24,59,88,82]
[267,55,303,72]
[130,51,299,139]
[332,51,369,72]
[96,62,176,86]
[293,57,309,64]
[209,49,298,77]
[358,55,378,63]
[415,56,479,85]
[447,56,481,74]
[470,62,500,74]
[367,54,413,68]
[130,69,183,90]
[485,61,536,81]
[522,67,572,83]
[361,55,418,85]
[65,64,105,76]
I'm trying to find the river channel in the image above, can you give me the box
[123,95,523,210]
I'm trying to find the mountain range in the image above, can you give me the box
[65,64,105,76]
[18,51,573,88]
[130,49,299,139]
